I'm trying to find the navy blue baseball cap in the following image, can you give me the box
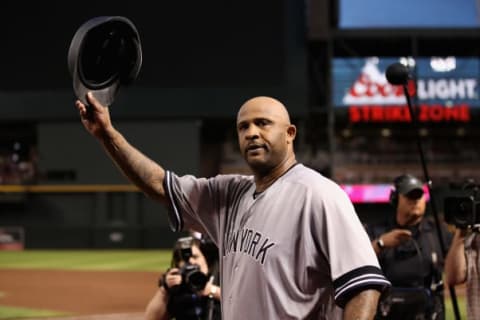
[68,16,142,106]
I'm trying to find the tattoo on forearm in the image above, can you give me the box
[104,133,164,197]
[343,289,380,320]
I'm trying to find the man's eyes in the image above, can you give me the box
[256,119,271,126]
[237,120,271,130]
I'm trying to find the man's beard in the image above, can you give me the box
[246,158,274,177]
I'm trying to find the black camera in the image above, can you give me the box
[177,237,209,292]
[443,180,480,229]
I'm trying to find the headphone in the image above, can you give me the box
[389,189,398,208]
[389,174,411,208]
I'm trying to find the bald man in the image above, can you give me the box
[76,94,390,320]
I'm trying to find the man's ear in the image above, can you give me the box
[287,124,296,142]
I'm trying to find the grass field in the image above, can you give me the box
[445,295,467,320]
[0,305,68,319]
[0,250,468,319]
[0,250,171,272]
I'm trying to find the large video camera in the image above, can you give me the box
[377,287,439,320]
[177,237,209,292]
[443,179,480,229]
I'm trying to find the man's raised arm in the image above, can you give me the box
[75,92,168,204]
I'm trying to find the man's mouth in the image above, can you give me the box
[246,144,266,153]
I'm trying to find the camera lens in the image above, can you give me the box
[444,196,474,228]
[181,264,209,292]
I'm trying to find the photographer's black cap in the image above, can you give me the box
[394,174,424,198]
[68,16,142,106]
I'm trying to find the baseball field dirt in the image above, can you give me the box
[0,269,160,319]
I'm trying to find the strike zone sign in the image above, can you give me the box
[332,57,479,123]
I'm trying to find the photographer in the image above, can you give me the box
[145,236,221,320]
[367,174,452,320]
[444,181,480,320]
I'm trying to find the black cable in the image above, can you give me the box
[206,296,214,320]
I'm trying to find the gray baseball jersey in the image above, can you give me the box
[164,164,390,319]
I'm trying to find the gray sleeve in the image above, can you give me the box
[164,171,250,245]
[314,182,391,307]
[163,171,219,236]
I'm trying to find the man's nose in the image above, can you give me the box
[245,125,259,138]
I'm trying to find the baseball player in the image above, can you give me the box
[76,93,390,319]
